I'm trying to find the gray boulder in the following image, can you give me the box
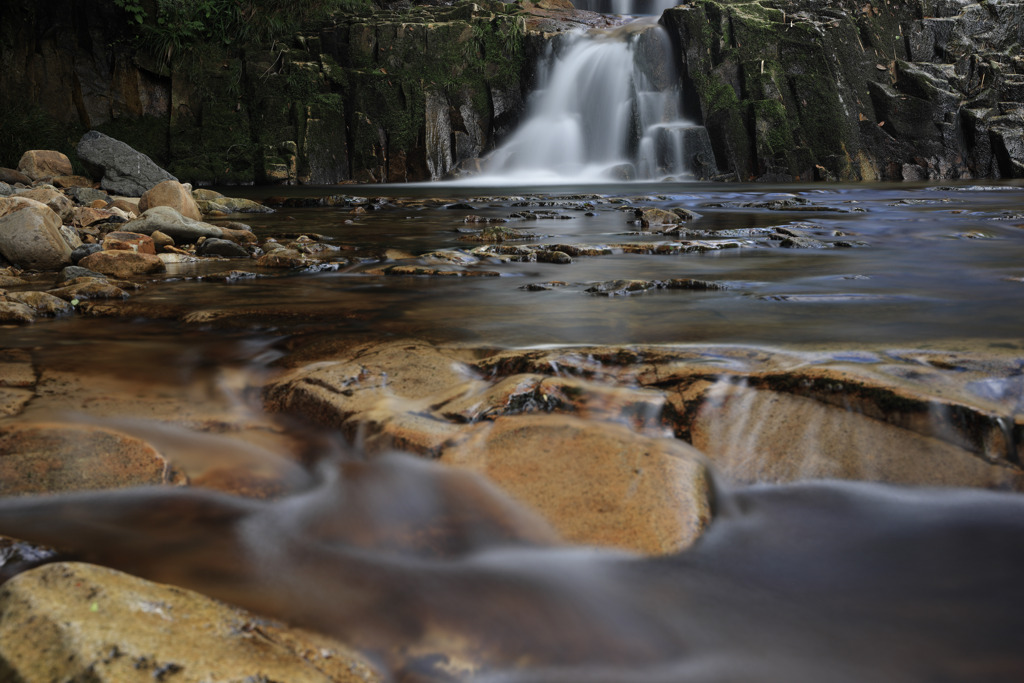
[124,206,224,244]
[76,131,176,197]
[0,204,73,271]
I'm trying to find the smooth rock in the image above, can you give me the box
[4,291,73,317]
[0,203,73,271]
[0,563,383,683]
[0,196,47,219]
[123,206,223,244]
[50,175,94,189]
[102,231,156,255]
[18,186,75,222]
[57,264,103,284]
[0,168,32,185]
[0,301,35,324]
[48,278,129,301]
[197,237,249,259]
[139,180,203,221]
[0,182,11,197]
[17,150,72,181]
[65,186,111,206]
[78,250,165,278]
[150,230,174,251]
[256,248,312,268]
[441,414,712,555]
[76,131,176,196]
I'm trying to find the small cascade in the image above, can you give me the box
[475,18,716,184]
[571,0,680,16]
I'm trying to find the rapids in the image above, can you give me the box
[2,181,1024,681]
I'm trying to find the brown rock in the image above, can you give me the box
[0,167,32,185]
[48,278,130,302]
[256,248,312,268]
[441,415,711,555]
[150,230,174,251]
[219,225,258,244]
[0,301,35,324]
[0,562,383,683]
[138,180,202,221]
[50,175,94,189]
[73,206,116,227]
[18,186,75,222]
[110,198,139,215]
[5,291,73,317]
[88,198,110,209]
[0,202,72,270]
[16,150,73,181]
[78,250,165,278]
[0,196,47,219]
[102,231,156,255]
[0,422,182,494]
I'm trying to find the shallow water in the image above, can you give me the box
[2,180,1024,681]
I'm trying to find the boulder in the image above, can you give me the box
[47,278,130,302]
[441,414,712,555]
[0,562,383,683]
[66,186,111,206]
[0,301,35,324]
[78,250,165,278]
[16,150,72,181]
[76,131,176,196]
[0,202,73,271]
[0,196,47,219]
[5,292,73,317]
[123,206,223,244]
[139,180,202,221]
[196,237,249,259]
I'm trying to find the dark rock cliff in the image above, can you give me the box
[662,0,1024,181]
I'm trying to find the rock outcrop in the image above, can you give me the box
[663,0,1024,181]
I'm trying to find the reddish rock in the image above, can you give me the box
[101,231,156,255]
[16,150,72,181]
[77,250,165,278]
[138,180,202,221]
[0,422,183,494]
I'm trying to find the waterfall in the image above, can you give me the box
[475,18,710,184]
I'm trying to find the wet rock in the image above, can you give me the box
[635,207,680,228]
[78,250,165,278]
[48,278,130,302]
[70,243,103,264]
[0,423,182,494]
[421,250,479,265]
[150,230,174,252]
[535,250,572,264]
[16,150,72,181]
[458,226,540,242]
[0,562,383,683]
[57,265,103,284]
[138,180,202,221]
[0,202,72,271]
[441,415,712,555]
[5,292,73,317]
[194,194,274,215]
[102,231,156,255]
[0,301,35,324]
[76,131,176,196]
[256,249,313,268]
[366,265,501,278]
[0,273,28,287]
[197,238,249,259]
[123,206,224,244]
[586,279,659,296]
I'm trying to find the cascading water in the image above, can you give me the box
[476,17,714,184]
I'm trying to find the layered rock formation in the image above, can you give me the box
[664,0,1024,181]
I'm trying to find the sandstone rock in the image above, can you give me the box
[635,207,680,228]
[0,301,34,324]
[0,562,383,683]
[50,175,95,189]
[0,423,181,494]
[73,206,117,228]
[123,206,223,243]
[78,250,165,278]
[102,231,156,255]
[0,196,47,219]
[17,150,72,181]
[19,187,74,225]
[217,225,258,244]
[110,198,139,215]
[48,278,130,302]
[5,291,73,317]
[0,168,32,185]
[441,414,712,555]
[150,230,174,251]
[0,202,73,270]
[139,179,203,221]
[256,248,313,268]
[76,131,176,196]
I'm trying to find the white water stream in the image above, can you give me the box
[476,18,699,184]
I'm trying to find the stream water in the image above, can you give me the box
[2,180,1024,680]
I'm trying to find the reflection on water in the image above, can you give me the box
[2,181,1024,681]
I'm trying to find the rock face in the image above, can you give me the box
[0,562,382,683]
[0,202,72,271]
[76,131,177,196]
[662,0,1024,181]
